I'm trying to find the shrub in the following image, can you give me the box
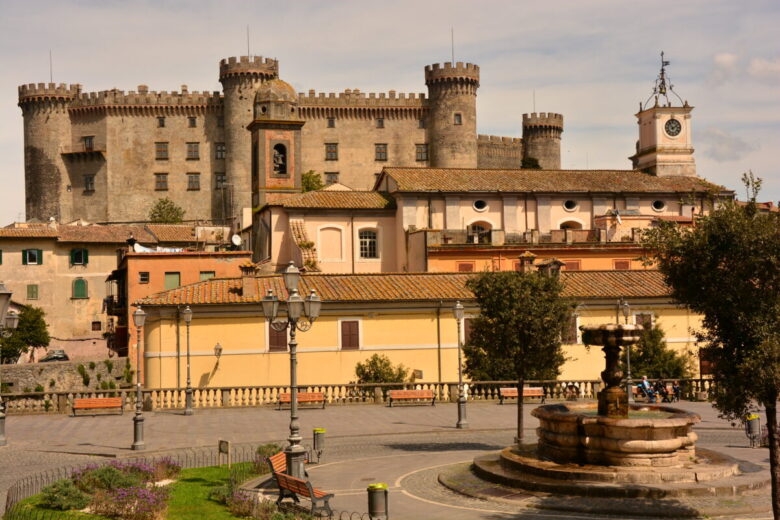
[40,479,90,511]
[72,464,144,493]
[34,384,44,392]
[151,457,181,481]
[89,361,96,370]
[109,381,117,390]
[355,354,409,383]
[227,491,255,517]
[44,400,51,412]
[22,387,31,393]
[101,381,109,390]
[92,485,168,520]
[105,359,114,373]
[108,460,156,483]
[208,484,230,505]
[97,373,103,382]
[254,443,282,473]
[49,379,56,388]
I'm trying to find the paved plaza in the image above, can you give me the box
[0,400,772,518]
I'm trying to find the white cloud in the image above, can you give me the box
[698,127,759,162]
[747,57,780,80]
[709,53,740,85]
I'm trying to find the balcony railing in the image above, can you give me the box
[427,228,641,247]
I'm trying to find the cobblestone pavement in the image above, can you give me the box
[0,400,771,518]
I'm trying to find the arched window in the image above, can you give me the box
[467,221,492,244]
[358,229,378,259]
[273,143,287,175]
[72,278,88,299]
[560,220,583,230]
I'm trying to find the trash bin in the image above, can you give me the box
[313,427,326,463]
[367,482,389,520]
[745,413,761,448]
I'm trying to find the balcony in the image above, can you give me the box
[424,228,642,248]
[60,143,106,159]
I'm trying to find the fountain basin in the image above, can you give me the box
[532,402,700,467]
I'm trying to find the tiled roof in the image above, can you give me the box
[0,226,59,238]
[0,222,198,244]
[268,191,396,210]
[58,224,155,243]
[137,270,670,306]
[145,224,196,243]
[382,167,729,194]
[289,220,318,268]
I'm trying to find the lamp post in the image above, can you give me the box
[182,306,193,416]
[452,302,468,429]
[0,282,19,448]
[619,298,633,399]
[260,261,321,478]
[132,307,146,451]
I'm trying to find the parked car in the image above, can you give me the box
[39,349,69,362]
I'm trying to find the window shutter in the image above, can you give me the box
[562,315,578,344]
[83,248,88,265]
[70,249,76,265]
[22,250,28,265]
[0,250,3,265]
[269,325,287,352]
[37,249,43,265]
[341,321,359,350]
[614,260,630,270]
[464,318,473,345]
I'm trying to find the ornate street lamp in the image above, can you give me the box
[260,261,322,478]
[182,306,194,416]
[0,282,17,448]
[619,298,633,399]
[453,301,468,429]
[131,306,146,450]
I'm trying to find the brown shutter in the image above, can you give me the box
[341,321,360,350]
[269,325,288,352]
[614,260,631,270]
[457,262,475,272]
[563,260,581,271]
[562,315,578,344]
[464,318,474,345]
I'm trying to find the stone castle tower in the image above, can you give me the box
[18,56,565,228]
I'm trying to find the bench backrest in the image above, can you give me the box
[278,392,325,402]
[268,452,286,474]
[500,387,543,397]
[73,397,122,408]
[274,471,313,498]
[388,389,434,399]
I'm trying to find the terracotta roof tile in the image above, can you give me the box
[0,227,59,238]
[145,224,197,243]
[137,270,670,307]
[382,167,729,194]
[58,224,155,243]
[268,191,395,209]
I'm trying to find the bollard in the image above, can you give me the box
[313,427,326,463]
[746,413,761,448]
[367,483,389,520]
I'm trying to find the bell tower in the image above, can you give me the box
[630,53,696,177]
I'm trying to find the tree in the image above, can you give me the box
[619,322,692,380]
[521,157,542,169]
[0,306,50,363]
[148,197,185,224]
[642,173,780,518]
[464,270,572,443]
[302,170,324,192]
[355,354,409,383]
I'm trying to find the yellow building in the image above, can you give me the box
[136,270,701,389]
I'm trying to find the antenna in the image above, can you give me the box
[533,90,536,113]
[451,27,455,63]
[246,26,250,58]
[49,50,53,83]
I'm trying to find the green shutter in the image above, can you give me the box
[73,279,87,299]
[83,248,88,265]
[37,249,43,265]
[70,249,76,265]
[22,249,28,265]
[0,250,3,265]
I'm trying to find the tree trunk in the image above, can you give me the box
[766,401,780,520]
[516,377,525,445]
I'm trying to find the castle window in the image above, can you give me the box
[187,173,201,191]
[416,144,428,162]
[418,119,426,129]
[84,175,95,193]
[325,143,338,161]
[374,143,388,162]
[376,118,384,128]
[273,144,288,176]
[215,172,227,189]
[186,142,200,160]
[139,272,150,284]
[155,142,169,160]
[217,116,224,128]
[327,117,335,128]
[454,113,463,125]
[325,172,339,185]
[82,136,94,152]
[359,229,379,259]
[26,284,39,300]
[157,117,165,128]
[72,278,88,299]
[154,173,168,191]
[92,321,102,331]
[188,116,197,128]
[215,143,226,160]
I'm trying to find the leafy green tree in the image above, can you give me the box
[302,170,324,192]
[521,157,541,169]
[619,322,692,380]
[148,197,185,224]
[0,306,50,363]
[642,172,780,517]
[464,270,572,442]
[355,354,409,383]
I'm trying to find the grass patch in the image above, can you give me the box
[10,494,110,519]
[166,465,249,520]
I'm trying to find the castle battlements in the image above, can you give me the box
[297,88,427,108]
[68,86,223,109]
[478,134,522,144]
[424,62,480,84]
[522,112,564,129]
[219,56,278,81]
[18,83,82,104]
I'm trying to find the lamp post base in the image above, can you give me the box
[185,388,193,416]
[284,444,307,478]
[0,409,6,446]
[132,415,145,451]
[456,399,469,429]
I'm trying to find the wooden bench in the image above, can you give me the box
[632,384,677,403]
[273,471,333,516]
[387,389,435,407]
[277,392,326,410]
[499,387,546,404]
[72,397,123,416]
[266,452,309,477]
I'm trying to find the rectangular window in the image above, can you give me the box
[199,271,215,281]
[374,143,388,162]
[215,142,226,160]
[327,117,335,128]
[415,144,428,162]
[0,250,2,265]
[454,113,463,125]
[418,119,426,129]
[164,272,181,290]
[72,279,88,299]
[325,143,338,161]
[457,262,475,272]
[186,142,200,160]
[139,272,150,284]
[376,117,384,128]
[562,314,580,344]
[269,325,287,352]
[155,142,168,160]
[84,175,95,192]
[215,172,227,189]
[635,312,654,329]
[613,259,631,270]
[325,172,339,185]
[187,173,201,191]
[359,230,378,259]
[22,249,43,265]
[464,318,473,345]
[157,116,166,128]
[188,116,197,128]
[154,173,168,191]
[340,320,360,350]
[563,260,581,271]
[26,284,38,300]
[70,248,88,266]
[92,321,102,332]
[83,135,94,151]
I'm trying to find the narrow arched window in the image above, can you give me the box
[273,144,287,175]
[358,229,378,259]
[72,278,88,299]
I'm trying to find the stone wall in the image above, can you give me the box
[0,357,130,393]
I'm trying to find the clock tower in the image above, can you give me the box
[630,53,696,177]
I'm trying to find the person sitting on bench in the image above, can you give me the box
[638,375,656,403]
[654,379,671,402]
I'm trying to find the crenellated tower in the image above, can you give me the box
[424,62,479,168]
[522,112,563,169]
[18,83,80,221]
[219,56,278,229]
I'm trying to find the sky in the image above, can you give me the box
[0,0,778,224]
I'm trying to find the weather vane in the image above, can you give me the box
[642,51,684,110]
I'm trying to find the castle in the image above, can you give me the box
[18,56,563,229]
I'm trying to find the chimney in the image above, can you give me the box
[517,251,536,273]
[537,258,565,277]
[239,262,258,299]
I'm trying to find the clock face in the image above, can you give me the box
[665,118,682,137]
